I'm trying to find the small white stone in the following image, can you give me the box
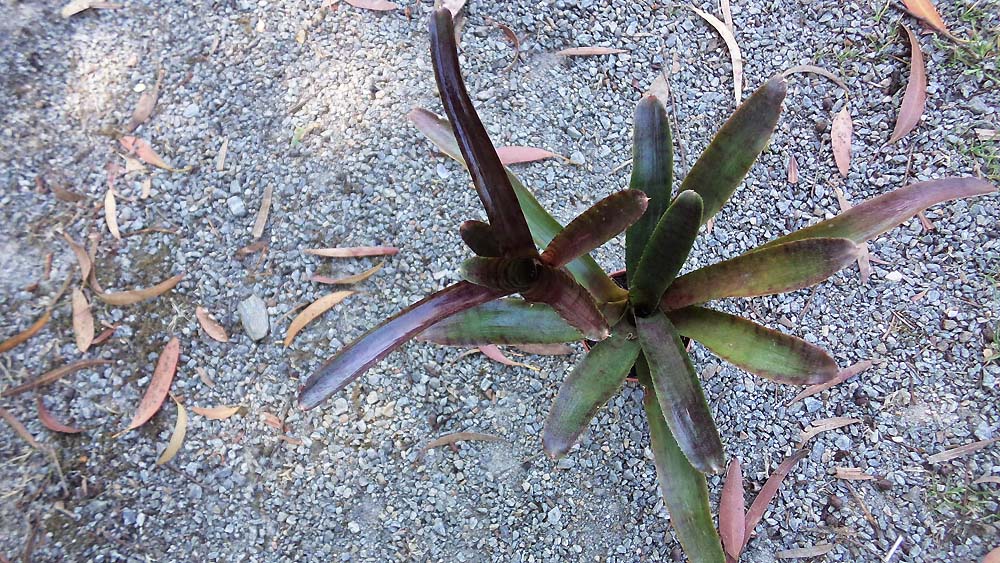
[347,521,360,534]
[885,271,904,282]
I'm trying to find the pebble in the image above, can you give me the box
[237,295,269,341]
[227,196,247,217]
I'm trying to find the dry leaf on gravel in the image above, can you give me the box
[310,262,384,285]
[196,366,216,388]
[691,6,743,104]
[104,188,121,240]
[251,185,273,240]
[984,547,1000,563]
[799,417,861,445]
[791,359,874,403]
[556,46,627,56]
[127,66,163,132]
[216,138,229,172]
[975,129,1000,141]
[493,20,520,71]
[0,408,43,449]
[63,234,92,282]
[123,337,180,432]
[283,291,354,347]
[901,0,954,38]
[834,467,875,480]
[888,24,927,145]
[927,438,997,463]
[477,345,538,371]
[787,154,799,184]
[719,458,746,560]
[496,146,564,165]
[94,272,185,306]
[0,311,52,354]
[195,306,229,343]
[2,358,112,397]
[833,189,871,284]
[36,397,83,434]
[303,246,399,258]
[419,431,503,459]
[119,136,187,172]
[514,343,574,356]
[742,449,808,552]
[72,288,94,352]
[60,0,121,18]
[344,0,398,10]
[782,65,849,92]
[190,405,242,420]
[441,0,466,15]
[775,544,834,559]
[155,395,187,465]
[831,106,853,177]
[973,475,1000,486]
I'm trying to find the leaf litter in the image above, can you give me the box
[252,185,273,239]
[691,5,743,104]
[719,458,745,560]
[122,337,179,433]
[36,397,83,434]
[0,407,44,449]
[477,345,539,371]
[833,189,872,284]
[94,272,185,306]
[831,106,853,177]
[741,449,808,554]
[496,146,565,165]
[104,188,121,240]
[887,24,927,145]
[556,47,627,56]
[927,438,997,463]
[791,359,874,403]
[72,288,95,352]
[799,417,861,445]
[190,405,243,420]
[418,431,503,459]
[155,395,187,465]
[2,359,112,397]
[195,306,229,343]
[309,262,384,285]
[284,291,354,347]
[304,246,399,258]
[119,136,189,172]
[127,65,164,133]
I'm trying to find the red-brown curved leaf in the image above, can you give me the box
[37,397,83,434]
[720,458,746,560]
[124,337,179,431]
[888,24,927,144]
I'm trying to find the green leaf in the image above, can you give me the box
[758,177,996,249]
[299,282,506,410]
[626,96,674,277]
[661,238,860,311]
[460,220,501,257]
[630,190,703,315]
[417,299,582,346]
[542,330,640,458]
[524,265,610,341]
[667,306,837,385]
[541,190,648,268]
[429,9,536,258]
[637,312,725,474]
[637,356,726,563]
[408,108,628,304]
[680,75,786,223]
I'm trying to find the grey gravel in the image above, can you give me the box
[1,1,998,562]
[238,294,270,341]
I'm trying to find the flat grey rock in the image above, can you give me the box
[237,295,269,341]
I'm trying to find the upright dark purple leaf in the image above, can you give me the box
[525,265,610,341]
[299,282,506,410]
[429,9,536,258]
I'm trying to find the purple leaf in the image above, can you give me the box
[541,190,649,268]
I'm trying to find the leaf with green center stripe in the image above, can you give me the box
[758,177,996,249]
[680,75,786,224]
[667,306,837,385]
[459,220,501,257]
[630,190,703,315]
[416,299,582,346]
[542,329,640,458]
[661,238,860,311]
[407,108,627,304]
[429,9,535,258]
[637,311,724,474]
[540,190,648,268]
[626,96,674,277]
[636,357,726,563]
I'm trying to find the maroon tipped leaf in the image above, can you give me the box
[541,190,649,268]
[299,282,506,409]
[460,220,502,257]
[429,9,536,258]
[524,266,610,341]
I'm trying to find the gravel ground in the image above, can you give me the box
[1,1,999,561]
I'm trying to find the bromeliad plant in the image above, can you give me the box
[300,8,995,562]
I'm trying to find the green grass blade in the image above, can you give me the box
[680,75,786,223]
[661,238,859,311]
[408,108,627,304]
[758,177,996,249]
[630,190,703,315]
[637,312,725,474]
[416,299,582,346]
[626,95,674,277]
[542,330,640,458]
[637,356,726,563]
[667,306,837,385]
[541,190,648,268]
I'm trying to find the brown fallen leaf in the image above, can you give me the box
[2,359,112,397]
[63,234,92,282]
[72,288,95,352]
[94,272,185,306]
[123,337,180,432]
[441,0,465,15]
[91,326,118,347]
[283,291,354,347]
[927,438,998,464]
[496,146,564,165]
[195,306,229,343]
[0,311,52,354]
[775,544,834,559]
[51,183,87,203]
[104,188,121,240]
[834,467,876,481]
[36,397,83,434]
[155,395,187,465]
[799,417,861,445]
[303,246,399,258]
[976,129,1000,141]
[419,431,503,458]
[901,0,954,39]
[310,262,384,285]
[888,24,927,145]
[190,405,242,420]
[787,154,799,184]
[251,185,273,240]
[831,106,853,177]
[691,6,743,104]
[262,412,284,430]
[791,360,874,404]
[833,189,871,284]
[119,136,187,172]
[0,408,43,449]
[196,366,216,388]
[556,46,627,56]
[719,458,746,561]
[514,343,574,356]
[973,475,1000,486]
[216,137,229,172]
[235,240,268,258]
[742,449,808,552]
[344,0,397,11]
[782,64,849,93]
[984,546,1000,563]
[493,19,520,72]
[60,0,121,18]
[127,66,164,132]
[477,345,539,371]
